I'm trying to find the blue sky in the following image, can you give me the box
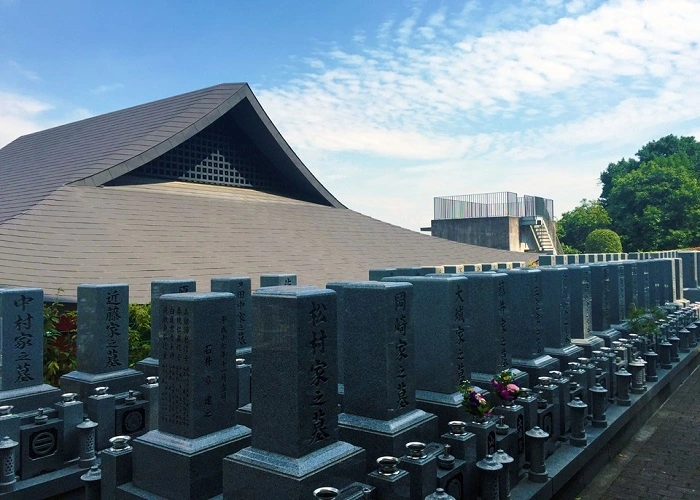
[2,0,700,231]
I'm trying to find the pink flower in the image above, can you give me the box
[507,384,519,393]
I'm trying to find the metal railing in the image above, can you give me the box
[434,192,554,221]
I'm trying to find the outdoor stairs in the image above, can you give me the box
[532,218,556,254]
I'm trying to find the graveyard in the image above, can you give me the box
[0,252,699,499]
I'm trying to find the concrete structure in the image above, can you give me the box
[427,192,561,255]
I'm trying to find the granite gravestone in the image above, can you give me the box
[223,287,364,499]
[0,288,61,412]
[136,279,196,377]
[333,281,438,471]
[588,263,621,346]
[539,267,584,368]
[128,292,250,500]
[211,277,252,360]
[61,284,143,400]
[368,268,397,281]
[259,273,297,287]
[678,251,700,302]
[501,269,559,386]
[607,263,627,328]
[568,265,605,356]
[456,272,528,388]
[619,261,639,314]
[382,276,473,427]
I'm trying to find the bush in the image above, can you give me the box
[584,228,623,253]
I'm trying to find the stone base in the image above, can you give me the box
[236,346,252,364]
[571,336,606,357]
[591,328,621,347]
[60,368,145,401]
[223,441,365,499]
[0,384,62,413]
[130,426,251,500]
[545,344,586,372]
[338,409,438,472]
[236,402,252,428]
[511,355,560,387]
[134,357,159,378]
[415,389,468,432]
[471,369,529,390]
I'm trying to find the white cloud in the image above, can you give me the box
[257,0,700,230]
[90,83,124,94]
[0,92,53,146]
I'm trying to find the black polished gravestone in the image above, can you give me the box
[136,279,196,377]
[0,288,62,412]
[381,276,473,428]
[125,293,251,500]
[223,287,364,499]
[677,251,700,301]
[332,281,438,472]
[568,265,605,356]
[60,284,144,401]
[540,267,584,368]
[211,276,252,361]
[501,269,559,387]
[620,261,639,314]
[679,251,700,302]
[588,263,622,347]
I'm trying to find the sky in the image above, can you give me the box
[1,0,700,231]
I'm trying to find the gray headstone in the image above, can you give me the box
[211,277,252,354]
[251,286,338,458]
[538,256,553,266]
[607,264,626,324]
[634,260,651,309]
[464,264,482,272]
[395,267,422,277]
[157,292,239,438]
[566,255,579,265]
[336,281,415,420]
[419,266,444,275]
[619,261,639,312]
[539,267,571,347]
[325,281,356,389]
[501,269,544,358]
[567,265,593,339]
[149,280,196,360]
[443,265,465,273]
[480,263,498,271]
[589,264,612,331]
[554,255,566,265]
[382,276,471,392]
[677,251,698,289]
[259,274,297,287]
[76,284,129,374]
[368,268,397,281]
[460,272,512,375]
[0,288,44,390]
[672,258,683,300]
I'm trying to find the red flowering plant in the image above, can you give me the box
[458,380,493,420]
[490,369,523,403]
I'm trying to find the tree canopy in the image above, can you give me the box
[556,199,611,253]
[559,134,700,253]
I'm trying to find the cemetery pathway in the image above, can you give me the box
[577,363,700,499]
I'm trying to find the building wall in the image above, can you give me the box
[431,216,521,251]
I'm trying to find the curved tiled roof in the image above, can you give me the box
[0,83,342,225]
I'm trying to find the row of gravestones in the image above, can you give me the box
[0,255,698,498]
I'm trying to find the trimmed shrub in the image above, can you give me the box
[584,228,623,253]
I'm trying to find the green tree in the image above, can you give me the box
[605,154,700,251]
[556,199,612,253]
[584,228,623,253]
[600,135,700,203]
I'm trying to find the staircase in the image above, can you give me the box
[532,221,555,254]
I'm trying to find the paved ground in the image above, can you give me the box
[578,364,700,499]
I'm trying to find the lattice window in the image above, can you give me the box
[133,119,281,190]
